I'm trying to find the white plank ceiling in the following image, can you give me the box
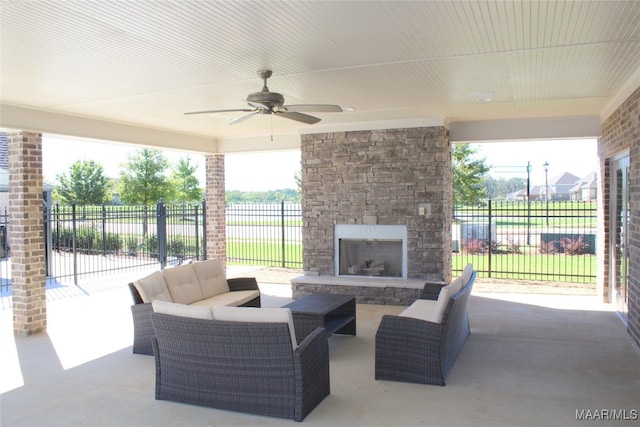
[1,1,640,152]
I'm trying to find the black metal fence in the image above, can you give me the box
[226,202,302,268]
[452,200,597,283]
[0,199,596,292]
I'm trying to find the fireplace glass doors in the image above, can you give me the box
[338,239,403,277]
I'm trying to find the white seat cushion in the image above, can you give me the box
[192,259,230,298]
[399,299,439,322]
[133,270,172,303]
[190,290,260,308]
[152,300,214,320]
[212,306,298,350]
[163,264,204,305]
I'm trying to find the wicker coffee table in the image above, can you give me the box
[284,293,356,344]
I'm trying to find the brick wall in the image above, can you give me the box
[8,131,46,335]
[300,127,452,282]
[205,154,226,265]
[599,86,640,348]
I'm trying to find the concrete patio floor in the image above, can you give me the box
[1,267,639,426]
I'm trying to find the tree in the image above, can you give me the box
[452,143,490,206]
[117,149,172,205]
[54,159,111,205]
[170,157,203,202]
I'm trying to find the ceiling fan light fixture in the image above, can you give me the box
[471,90,494,103]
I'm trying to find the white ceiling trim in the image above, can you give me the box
[0,104,216,153]
[449,116,602,143]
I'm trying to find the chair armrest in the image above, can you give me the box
[131,302,154,355]
[375,315,444,384]
[227,276,259,292]
[128,282,144,304]
[420,282,446,300]
[293,327,330,421]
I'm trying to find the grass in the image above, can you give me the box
[227,240,302,268]
[453,253,596,283]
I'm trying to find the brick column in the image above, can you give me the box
[205,154,226,265]
[9,131,46,336]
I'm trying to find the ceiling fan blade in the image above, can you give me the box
[283,104,343,113]
[228,111,258,125]
[277,111,322,124]
[184,108,252,115]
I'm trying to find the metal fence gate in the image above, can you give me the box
[452,200,597,283]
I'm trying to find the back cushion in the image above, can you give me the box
[163,264,204,305]
[461,263,474,286]
[192,259,230,298]
[152,300,214,320]
[431,278,463,323]
[212,306,298,350]
[133,270,172,303]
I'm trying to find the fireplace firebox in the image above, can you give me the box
[334,224,407,279]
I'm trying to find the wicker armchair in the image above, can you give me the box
[151,312,330,422]
[375,271,476,386]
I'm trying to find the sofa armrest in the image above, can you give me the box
[131,302,154,355]
[227,276,259,292]
[128,282,144,304]
[420,282,446,300]
[293,327,330,422]
[375,314,445,385]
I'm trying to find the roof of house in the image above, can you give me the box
[549,172,581,186]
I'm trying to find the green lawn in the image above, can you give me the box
[227,240,302,268]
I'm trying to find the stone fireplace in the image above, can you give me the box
[294,125,452,304]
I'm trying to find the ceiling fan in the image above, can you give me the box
[184,69,343,125]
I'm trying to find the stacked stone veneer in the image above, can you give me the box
[599,86,640,349]
[298,127,452,303]
[9,132,47,335]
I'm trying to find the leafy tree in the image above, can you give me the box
[54,159,110,205]
[171,157,203,202]
[117,149,172,205]
[452,143,490,206]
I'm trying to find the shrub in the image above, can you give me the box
[560,236,590,255]
[539,240,560,254]
[463,238,486,254]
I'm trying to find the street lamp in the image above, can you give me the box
[544,161,549,226]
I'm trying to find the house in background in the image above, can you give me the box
[541,172,580,201]
[570,172,598,201]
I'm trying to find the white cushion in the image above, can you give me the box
[212,306,298,349]
[190,290,260,308]
[399,299,439,322]
[152,300,214,320]
[192,259,230,298]
[449,277,463,294]
[163,264,204,305]
[431,283,460,323]
[461,263,474,286]
[133,270,172,303]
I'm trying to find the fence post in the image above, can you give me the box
[194,203,200,261]
[157,200,167,269]
[281,200,286,268]
[101,204,107,256]
[202,199,207,260]
[487,198,492,278]
[72,201,78,285]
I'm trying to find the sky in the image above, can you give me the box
[42,136,598,191]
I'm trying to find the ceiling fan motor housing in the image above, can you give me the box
[247,91,285,110]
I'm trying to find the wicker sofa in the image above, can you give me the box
[128,259,261,355]
[375,264,476,386]
[150,302,330,422]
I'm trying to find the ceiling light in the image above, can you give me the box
[470,91,494,103]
